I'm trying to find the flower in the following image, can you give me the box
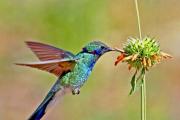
[115,37,172,70]
[114,37,172,94]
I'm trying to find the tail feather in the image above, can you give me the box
[28,80,66,120]
[28,92,55,120]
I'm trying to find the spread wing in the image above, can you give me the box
[26,41,75,61]
[16,59,76,76]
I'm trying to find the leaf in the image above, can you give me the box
[134,68,146,91]
[129,70,137,95]
[129,68,146,95]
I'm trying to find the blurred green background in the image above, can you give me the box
[0,0,179,120]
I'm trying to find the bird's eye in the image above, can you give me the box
[83,48,88,52]
[101,46,105,49]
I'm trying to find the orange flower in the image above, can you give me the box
[115,53,125,66]
[128,64,132,70]
[160,52,172,59]
[147,58,152,67]
[143,57,147,67]
[131,53,139,61]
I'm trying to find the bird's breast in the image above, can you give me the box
[69,62,93,88]
[61,53,98,89]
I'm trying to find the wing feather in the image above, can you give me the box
[26,41,75,61]
[16,59,76,76]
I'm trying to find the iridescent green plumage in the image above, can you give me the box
[17,40,116,120]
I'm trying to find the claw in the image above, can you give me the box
[72,88,80,95]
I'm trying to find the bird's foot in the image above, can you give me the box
[72,88,80,95]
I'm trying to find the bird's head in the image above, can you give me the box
[82,41,116,56]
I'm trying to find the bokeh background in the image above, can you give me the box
[0,0,179,120]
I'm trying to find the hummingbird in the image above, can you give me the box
[16,40,118,120]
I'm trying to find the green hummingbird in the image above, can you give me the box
[16,41,118,120]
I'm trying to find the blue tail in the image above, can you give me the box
[28,91,56,120]
[28,79,64,120]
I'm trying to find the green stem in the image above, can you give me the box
[141,71,146,120]
[134,0,142,40]
[134,0,146,120]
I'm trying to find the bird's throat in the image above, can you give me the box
[76,53,99,70]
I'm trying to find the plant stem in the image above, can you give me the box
[134,0,142,40]
[134,0,147,120]
[144,74,146,120]
[141,72,146,120]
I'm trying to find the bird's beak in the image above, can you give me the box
[107,47,125,53]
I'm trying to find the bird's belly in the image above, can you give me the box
[69,65,92,89]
